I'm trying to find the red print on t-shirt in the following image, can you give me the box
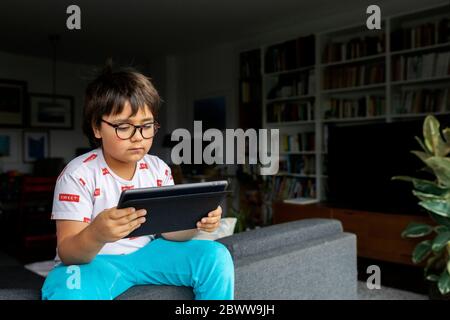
[83,217,91,223]
[156,179,162,187]
[83,154,98,163]
[165,169,169,176]
[121,185,134,191]
[94,188,100,197]
[102,168,110,175]
[139,163,148,170]
[59,193,80,202]
[79,178,86,186]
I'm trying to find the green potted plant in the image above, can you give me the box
[393,115,450,298]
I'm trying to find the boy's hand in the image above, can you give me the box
[89,206,147,243]
[196,206,222,233]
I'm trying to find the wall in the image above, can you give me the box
[0,51,169,173]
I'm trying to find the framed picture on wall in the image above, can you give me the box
[23,130,50,163]
[0,130,20,163]
[28,93,74,129]
[0,79,27,127]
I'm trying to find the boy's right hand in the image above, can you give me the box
[89,207,147,243]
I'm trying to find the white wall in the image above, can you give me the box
[0,51,96,173]
[0,51,171,173]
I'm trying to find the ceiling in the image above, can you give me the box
[0,0,422,65]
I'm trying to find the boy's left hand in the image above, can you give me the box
[196,206,222,233]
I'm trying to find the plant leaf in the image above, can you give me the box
[402,222,433,238]
[423,115,450,157]
[438,269,450,295]
[412,190,444,201]
[434,225,450,234]
[415,136,432,154]
[443,128,450,144]
[411,150,432,164]
[413,179,449,196]
[448,261,450,275]
[419,200,450,218]
[424,157,450,187]
[429,212,450,229]
[426,274,440,282]
[432,231,450,252]
[412,240,432,264]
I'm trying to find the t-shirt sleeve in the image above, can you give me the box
[51,173,94,223]
[162,162,175,186]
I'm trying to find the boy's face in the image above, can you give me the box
[93,101,155,164]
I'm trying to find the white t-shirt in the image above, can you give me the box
[51,147,174,262]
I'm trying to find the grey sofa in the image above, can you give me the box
[0,218,357,300]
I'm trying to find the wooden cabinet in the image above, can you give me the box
[272,201,434,266]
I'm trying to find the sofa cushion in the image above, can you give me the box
[0,289,41,300]
[217,219,343,259]
[116,285,194,300]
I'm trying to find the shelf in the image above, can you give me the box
[322,83,386,94]
[391,76,450,86]
[321,53,386,68]
[390,42,450,57]
[277,172,316,178]
[266,120,315,127]
[283,197,319,205]
[280,151,316,155]
[266,95,315,103]
[391,111,450,119]
[264,65,314,77]
[323,115,386,123]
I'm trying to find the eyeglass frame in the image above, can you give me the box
[101,119,160,140]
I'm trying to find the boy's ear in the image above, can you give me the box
[93,123,102,139]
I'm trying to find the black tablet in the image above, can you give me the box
[117,180,229,238]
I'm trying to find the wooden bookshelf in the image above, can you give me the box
[237,3,450,224]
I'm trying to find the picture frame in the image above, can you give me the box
[0,79,27,127]
[23,130,50,163]
[0,130,20,163]
[28,93,74,129]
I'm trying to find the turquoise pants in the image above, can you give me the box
[41,238,235,300]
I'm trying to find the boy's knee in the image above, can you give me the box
[197,241,234,271]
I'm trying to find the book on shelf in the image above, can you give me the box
[390,18,450,52]
[391,51,450,81]
[266,69,315,99]
[265,175,316,202]
[392,88,450,114]
[280,132,315,152]
[323,95,385,119]
[265,35,315,73]
[267,101,314,123]
[322,34,385,63]
[279,154,316,175]
[322,61,385,89]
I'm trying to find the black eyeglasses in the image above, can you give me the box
[101,119,160,140]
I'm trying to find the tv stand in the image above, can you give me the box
[272,201,434,266]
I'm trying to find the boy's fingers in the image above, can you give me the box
[112,207,136,219]
[116,209,147,226]
[119,216,146,233]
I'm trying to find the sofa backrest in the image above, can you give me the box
[217,218,343,259]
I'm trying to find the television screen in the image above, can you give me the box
[326,116,450,215]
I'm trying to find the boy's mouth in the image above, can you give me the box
[128,147,144,152]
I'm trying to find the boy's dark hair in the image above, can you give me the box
[83,60,162,148]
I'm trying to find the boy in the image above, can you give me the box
[41,63,235,300]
